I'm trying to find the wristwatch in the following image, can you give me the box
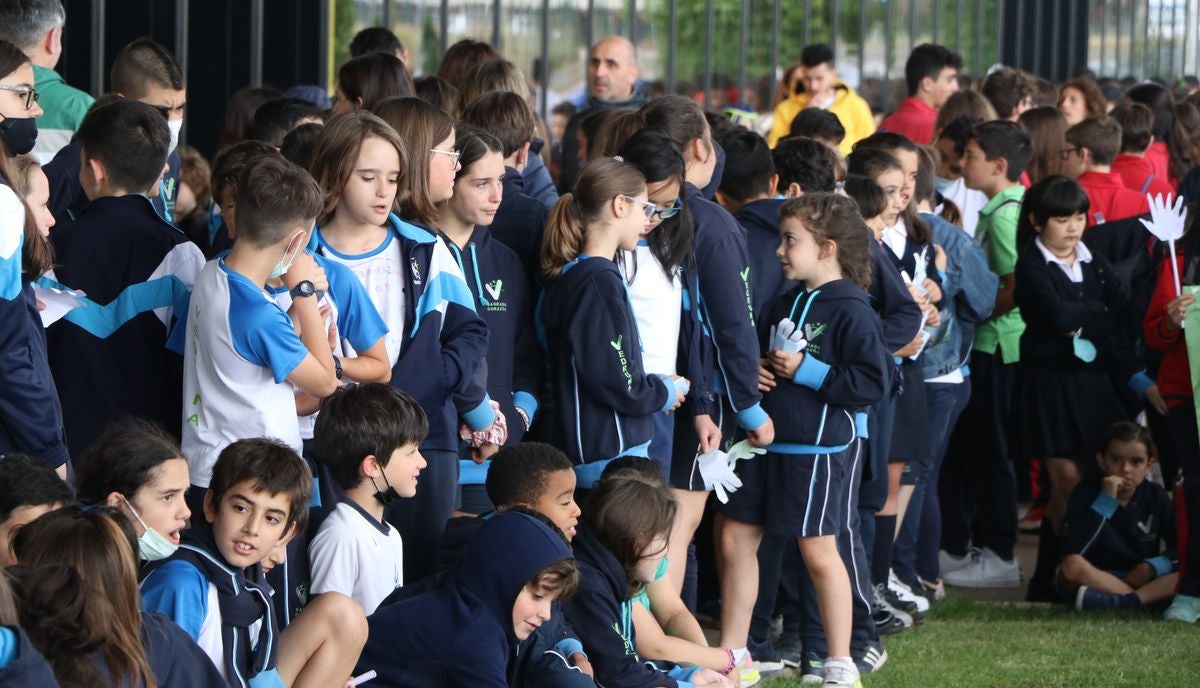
[290,280,316,299]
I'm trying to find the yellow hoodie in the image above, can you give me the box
[768,82,876,155]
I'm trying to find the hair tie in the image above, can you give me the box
[613,155,624,163]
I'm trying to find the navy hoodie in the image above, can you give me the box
[868,240,924,354]
[541,256,672,483]
[45,194,204,458]
[733,197,798,318]
[760,280,891,451]
[44,141,181,226]
[313,215,493,452]
[1061,474,1177,574]
[355,511,574,687]
[490,167,549,290]
[687,182,768,429]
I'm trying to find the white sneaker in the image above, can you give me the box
[942,547,1020,588]
[889,570,931,613]
[821,658,863,687]
[939,547,980,574]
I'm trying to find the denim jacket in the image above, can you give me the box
[920,212,999,379]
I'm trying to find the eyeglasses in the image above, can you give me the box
[0,84,39,110]
[623,195,657,220]
[653,196,682,221]
[430,148,462,170]
[1059,147,1080,161]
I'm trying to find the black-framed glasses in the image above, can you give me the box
[0,84,39,110]
[623,195,656,220]
[1059,147,1080,161]
[653,196,682,221]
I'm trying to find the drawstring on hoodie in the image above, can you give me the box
[448,240,490,306]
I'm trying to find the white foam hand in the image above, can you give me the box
[1140,193,1186,242]
[725,439,768,474]
[771,318,807,353]
[697,448,744,504]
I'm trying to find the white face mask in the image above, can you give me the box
[269,236,303,279]
[167,118,183,154]
[120,495,179,561]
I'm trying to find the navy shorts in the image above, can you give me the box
[721,448,848,537]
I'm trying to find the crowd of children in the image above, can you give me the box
[1,2,1199,685]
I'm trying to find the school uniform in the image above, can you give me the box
[313,214,492,583]
[541,254,673,488]
[671,182,769,490]
[0,627,58,687]
[140,612,227,688]
[0,181,69,469]
[1144,141,1174,186]
[724,280,890,536]
[1076,170,1150,227]
[45,194,204,459]
[1060,475,1177,577]
[490,166,550,289]
[44,141,182,226]
[521,152,560,210]
[309,499,404,615]
[733,197,799,319]
[1013,239,1138,460]
[1112,153,1176,199]
[141,520,284,688]
[564,522,703,688]
[879,97,938,145]
[355,512,574,688]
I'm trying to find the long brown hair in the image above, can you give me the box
[0,40,52,279]
[585,473,676,597]
[540,157,646,281]
[12,506,155,688]
[372,97,455,225]
[309,110,408,226]
[337,52,414,111]
[1018,106,1068,184]
[780,193,873,291]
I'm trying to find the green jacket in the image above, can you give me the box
[32,65,93,164]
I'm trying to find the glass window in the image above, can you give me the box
[546,0,589,113]
[392,1,443,76]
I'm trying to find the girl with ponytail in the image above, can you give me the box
[540,158,689,488]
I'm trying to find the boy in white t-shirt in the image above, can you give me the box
[180,156,340,490]
[309,383,428,613]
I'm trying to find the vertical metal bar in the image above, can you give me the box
[249,0,263,86]
[771,0,780,99]
[1115,0,1122,75]
[439,0,449,58]
[667,0,677,91]
[738,0,749,105]
[492,0,501,48]
[1051,1,1062,78]
[857,0,866,92]
[539,0,549,121]
[174,0,188,82]
[1100,0,1107,74]
[703,0,713,104]
[627,0,637,44]
[885,0,896,83]
[319,0,331,90]
[1066,0,1078,79]
[90,0,105,94]
[974,0,983,74]
[955,0,963,54]
[383,0,392,27]
[1168,0,1177,78]
[908,0,916,52]
[803,0,811,46]
[933,0,941,45]
[830,0,839,55]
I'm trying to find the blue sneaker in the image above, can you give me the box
[1074,586,1140,611]
[1164,594,1200,622]
[799,653,824,685]
[747,637,784,673]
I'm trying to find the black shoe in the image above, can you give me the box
[873,608,906,635]
[747,636,784,673]
[776,630,802,668]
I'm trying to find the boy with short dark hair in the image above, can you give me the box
[944,120,1032,587]
[880,43,963,144]
[180,156,340,490]
[980,66,1034,122]
[44,98,205,459]
[787,108,846,151]
[309,383,429,614]
[141,438,367,688]
[1110,103,1177,199]
[350,26,408,63]
[1063,116,1150,226]
[773,136,839,198]
[248,97,323,148]
[0,453,74,567]
[205,140,280,257]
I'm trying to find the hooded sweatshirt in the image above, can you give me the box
[734,197,798,319]
[355,511,573,687]
[760,280,891,452]
[491,166,550,290]
[0,627,58,688]
[768,83,877,154]
[541,256,673,484]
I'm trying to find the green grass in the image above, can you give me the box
[758,594,1200,687]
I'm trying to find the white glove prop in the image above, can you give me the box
[1140,193,1187,299]
[771,318,808,353]
[697,448,743,504]
[724,439,768,474]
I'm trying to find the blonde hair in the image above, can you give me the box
[308,110,408,225]
[541,157,646,280]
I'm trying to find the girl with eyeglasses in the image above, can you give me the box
[0,39,68,479]
[309,104,491,583]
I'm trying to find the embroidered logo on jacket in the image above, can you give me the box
[611,334,633,390]
[484,279,507,312]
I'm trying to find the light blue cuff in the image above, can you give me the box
[554,637,586,659]
[462,394,497,431]
[248,668,286,688]
[1091,492,1119,519]
[513,390,539,424]
[1147,555,1173,578]
[656,375,677,414]
[669,666,701,682]
[792,354,831,389]
[854,411,870,439]
[1128,371,1155,398]
[458,459,490,485]
[736,403,770,431]
[0,627,15,668]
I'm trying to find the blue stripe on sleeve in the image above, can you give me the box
[140,560,210,641]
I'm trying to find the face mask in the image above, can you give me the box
[1072,331,1097,363]
[370,469,401,507]
[120,495,179,561]
[167,118,183,154]
[0,116,37,155]
[269,237,302,279]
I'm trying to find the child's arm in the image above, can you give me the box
[986,207,1021,319]
[631,602,730,672]
[0,293,70,472]
[950,233,999,324]
[431,241,494,431]
[871,246,925,352]
[140,560,210,642]
[772,318,891,408]
[281,253,339,398]
[1059,481,1117,560]
[324,256,391,383]
[1143,254,1191,351]
[646,573,709,647]
[1013,255,1108,335]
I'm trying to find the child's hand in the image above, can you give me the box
[1102,475,1124,498]
[694,414,722,453]
[1144,383,1168,416]
[758,359,776,392]
[569,653,594,677]
[923,302,941,327]
[666,375,688,412]
[745,417,775,447]
[282,251,319,289]
[767,349,804,379]
[895,330,923,357]
[471,442,499,463]
[1126,562,1155,588]
[923,278,943,304]
[310,261,329,295]
[690,668,737,686]
[1166,293,1196,331]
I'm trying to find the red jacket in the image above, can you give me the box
[879,97,937,145]
[1144,252,1191,407]
[1112,154,1176,199]
[1078,170,1150,226]
[1145,142,1176,187]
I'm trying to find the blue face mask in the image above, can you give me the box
[121,495,179,561]
[1072,331,1097,363]
[269,237,303,279]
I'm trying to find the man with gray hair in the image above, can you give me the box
[0,0,93,162]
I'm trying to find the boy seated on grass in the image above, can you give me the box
[309,383,428,615]
[141,438,367,688]
[1059,422,1178,611]
[0,453,74,567]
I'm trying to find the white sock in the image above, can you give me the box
[732,647,749,665]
